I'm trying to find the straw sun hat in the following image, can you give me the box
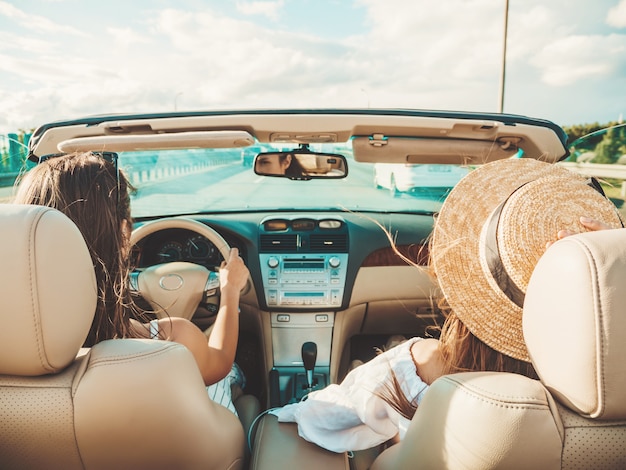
[431,158,624,362]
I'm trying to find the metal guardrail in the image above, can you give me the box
[558,162,626,199]
[558,162,626,180]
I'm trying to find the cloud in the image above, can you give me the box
[530,33,626,86]
[236,0,284,21]
[0,31,55,54]
[0,1,559,131]
[0,0,87,37]
[107,27,151,47]
[145,6,359,106]
[0,0,622,132]
[0,49,117,88]
[607,0,626,28]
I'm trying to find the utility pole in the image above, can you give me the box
[498,0,509,113]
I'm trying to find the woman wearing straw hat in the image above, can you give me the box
[270,157,624,453]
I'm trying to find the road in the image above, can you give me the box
[0,160,452,214]
[6,160,624,218]
[130,160,445,217]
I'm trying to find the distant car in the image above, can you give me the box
[373,163,469,197]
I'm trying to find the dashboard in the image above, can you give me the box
[131,211,434,313]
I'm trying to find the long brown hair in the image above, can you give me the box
[376,233,538,421]
[378,306,538,420]
[437,306,538,378]
[14,151,144,346]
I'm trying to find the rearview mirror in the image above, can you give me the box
[254,151,348,180]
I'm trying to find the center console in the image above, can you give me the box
[250,217,353,470]
[258,215,349,405]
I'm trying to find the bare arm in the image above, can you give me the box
[203,247,249,383]
[159,248,249,385]
[409,338,445,385]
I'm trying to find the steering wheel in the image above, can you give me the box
[130,217,231,320]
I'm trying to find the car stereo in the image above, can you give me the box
[259,253,348,308]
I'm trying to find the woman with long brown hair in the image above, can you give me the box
[14,151,249,411]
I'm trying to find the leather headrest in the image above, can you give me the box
[0,204,97,376]
[524,229,626,419]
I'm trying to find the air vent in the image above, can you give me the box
[260,234,298,252]
[309,234,348,253]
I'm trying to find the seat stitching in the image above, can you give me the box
[442,376,550,410]
[28,209,52,373]
[444,375,548,403]
[86,343,183,368]
[577,237,605,417]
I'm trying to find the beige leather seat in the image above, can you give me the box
[371,229,626,469]
[0,204,246,470]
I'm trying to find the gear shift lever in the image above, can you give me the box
[301,341,317,389]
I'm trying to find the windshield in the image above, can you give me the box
[122,143,464,218]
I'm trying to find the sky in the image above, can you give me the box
[0,0,624,134]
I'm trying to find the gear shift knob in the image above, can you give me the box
[301,341,317,388]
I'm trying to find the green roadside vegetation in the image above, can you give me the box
[1,130,32,188]
[562,122,626,216]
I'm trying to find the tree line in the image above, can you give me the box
[562,121,626,164]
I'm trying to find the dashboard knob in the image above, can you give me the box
[328,256,341,268]
[268,257,279,268]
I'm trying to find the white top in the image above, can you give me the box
[270,337,429,452]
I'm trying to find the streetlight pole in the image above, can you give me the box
[498,0,509,113]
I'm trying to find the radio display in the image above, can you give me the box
[283,259,324,270]
[284,292,325,297]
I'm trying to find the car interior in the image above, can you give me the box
[1,109,625,469]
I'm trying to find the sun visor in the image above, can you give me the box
[352,136,520,164]
[57,130,255,153]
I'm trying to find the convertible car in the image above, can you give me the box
[1,109,625,469]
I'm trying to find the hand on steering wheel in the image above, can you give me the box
[129,217,248,320]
